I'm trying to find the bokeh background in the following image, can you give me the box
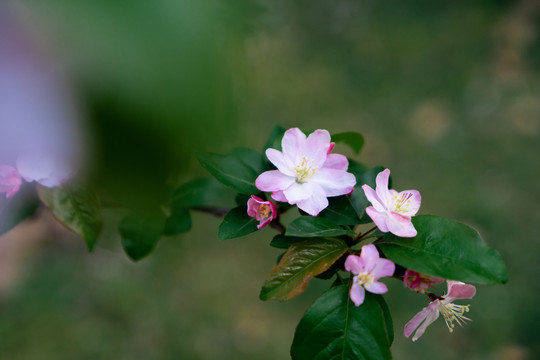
[1,0,539,359]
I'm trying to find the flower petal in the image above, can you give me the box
[303,129,331,167]
[283,181,315,203]
[350,282,366,306]
[281,128,306,163]
[396,189,421,216]
[445,281,476,301]
[375,168,392,206]
[344,254,365,275]
[404,300,440,340]
[365,206,389,232]
[265,148,295,176]
[370,258,395,280]
[311,168,356,197]
[362,185,386,212]
[386,211,417,237]
[255,170,295,192]
[0,165,23,198]
[412,302,440,341]
[271,190,287,202]
[365,280,388,294]
[323,153,348,170]
[295,184,329,215]
[246,197,259,217]
[360,244,380,264]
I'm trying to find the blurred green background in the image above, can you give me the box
[1,0,539,359]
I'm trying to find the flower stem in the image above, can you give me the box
[191,206,230,217]
[353,226,378,244]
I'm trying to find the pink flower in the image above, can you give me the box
[404,280,476,341]
[255,128,356,216]
[0,165,22,198]
[344,244,395,306]
[362,168,421,237]
[16,153,71,188]
[403,270,444,293]
[247,195,277,229]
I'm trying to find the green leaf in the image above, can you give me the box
[39,184,102,251]
[291,285,392,360]
[349,166,387,223]
[270,234,306,249]
[196,152,259,195]
[228,147,265,174]
[218,206,258,240]
[259,238,348,301]
[264,125,286,152]
[378,215,508,284]
[0,191,40,236]
[120,213,165,261]
[319,196,361,225]
[286,217,356,238]
[163,206,192,236]
[171,178,228,207]
[332,131,365,154]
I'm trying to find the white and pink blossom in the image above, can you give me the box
[403,269,444,293]
[362,168,421,237]
[255,128,356,216]
[16,153,71,188]
[0,165,22,198]
[247,195,277,229]
[404,280,476,341]
[344,244,395,306]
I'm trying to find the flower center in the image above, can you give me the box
[258,204,271,218]
[438,301,471,333]
[354,272,375,288]
[294,156,318,183]
[391,192,415,214]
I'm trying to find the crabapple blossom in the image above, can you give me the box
[362,168,421,237]
[344,244,395,306]
[247,195,277,229]
[16,153,71,188]
[255,128,356,216]
[403,269,444,293]
[0,165,22,198]
[404,280,476,341]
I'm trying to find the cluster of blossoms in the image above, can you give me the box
[0,154,71,198]
[245,127,477,341]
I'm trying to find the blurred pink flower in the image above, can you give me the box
[16,153,71,188]
[247,195,277,229]
[362,168,421,237]
[255,128,356,216]
[403,270,444,293]
[0,165,22,198]
[344,244,395,306]
[404,280,476,341]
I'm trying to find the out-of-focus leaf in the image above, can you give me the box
[39,184,102,251]
[120,213,165,261]
[259,238,348,301]
[264,125,286,152]
[286,217,356,238]
[319,195,361,225]
[291,285,392,360]
[196,152,259,195]
[378,215,508,284]
[171,178,228,208]
[163,207,192,236]
[228,147,264,174]
[218,206,258,240]
[332,131,365,154]
[0,187,40,236]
